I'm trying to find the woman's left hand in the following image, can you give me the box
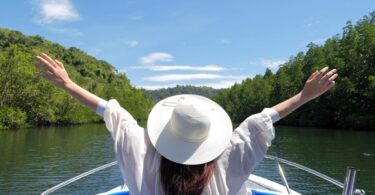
[35,53,72,88]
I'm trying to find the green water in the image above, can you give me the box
[0,124,374,194]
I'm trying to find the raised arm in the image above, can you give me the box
[35,53,106,113]
[272,66,338,119]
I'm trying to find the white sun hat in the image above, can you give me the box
[147,94,233,165]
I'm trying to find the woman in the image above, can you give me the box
[36,53,338,195]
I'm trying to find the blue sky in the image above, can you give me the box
[1,0,374,89]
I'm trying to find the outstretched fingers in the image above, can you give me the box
[328,73,338,81]
[326,80,336,90]
[55,60,64,68]
[41,53,58,68]
[325,73,338,87]
[316,66,329,78]
[320,66,329,73]
[36,56,54,72]
[35,61,49,72]
[308,71,319,80]
[321,68,337,81]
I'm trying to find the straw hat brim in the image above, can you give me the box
[147,94,233,165]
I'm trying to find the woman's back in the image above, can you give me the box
[100,99,278,195]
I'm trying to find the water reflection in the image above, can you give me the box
[0,124,118,194]
[265,126,375,194]
[0,124,374,194]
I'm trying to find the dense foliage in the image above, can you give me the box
[0,28,154,130]
[1,12,374,130]
[214,12,375,130]
[147,85,222,101]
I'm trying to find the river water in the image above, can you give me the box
[0,124,374,194]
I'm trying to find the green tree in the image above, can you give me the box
[0,28,154,130]
[214,11,375,130]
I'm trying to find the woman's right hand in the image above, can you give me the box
[300,66,338,102]
[35,53,72,88]
[271,66,338,119]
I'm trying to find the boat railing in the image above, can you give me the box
[41,155,366,195]
[41,161,118,195]
[263,155,366,195]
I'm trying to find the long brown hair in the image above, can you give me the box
[160,156,216,195]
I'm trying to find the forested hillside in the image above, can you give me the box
[214,12,375,130]
[1,12,374,130]
[147,85,222,101]
[0,28,154,130]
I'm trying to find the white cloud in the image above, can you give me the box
[144,74,220,82]
[143,74,247,82]
[139,52,174,65]
[138,78,248,90]
[132,64,225,71]
[128,40,139,47]
[261,59,287,69]
[37,0,80,24]
[135,53,229,71]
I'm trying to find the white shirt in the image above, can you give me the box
[96,99,280,195]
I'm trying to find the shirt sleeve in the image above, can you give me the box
[216,108,279,193]
[261,108,280,123]
[98,99,158,194]
[95,99,108,117]
[100,99,138,139]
